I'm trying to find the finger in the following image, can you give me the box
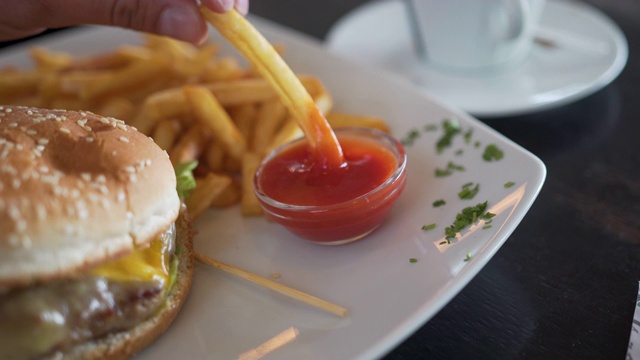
[235,0,250,15]
[201,0,235,13]
[0,0,208,44]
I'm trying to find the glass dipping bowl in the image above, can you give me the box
[253,127,407,245]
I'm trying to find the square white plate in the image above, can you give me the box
[0,17,546,360]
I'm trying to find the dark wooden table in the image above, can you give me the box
[249,0,640,359]
[1,0,637,358]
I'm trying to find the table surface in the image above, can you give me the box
[1,0,639,358]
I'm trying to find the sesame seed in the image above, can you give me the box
[26,130,37,136]
[15,144,23,151]
[36,204,47,220]
[12,179,21,189]
[119,136,129,143]
[8,122,18,127]
[16,220,27,233]
[6,108,12,113]
[124,166,135,173]
[100,118,110,124]
[117,191,125,202]
[86,137,94,142]
[39,166,49,173]
[81,173,91,182]
[38,138,49,145]
[129,174,137,183]
[59,128,71,134]
[96,174,106,183]
[36,145,45,152]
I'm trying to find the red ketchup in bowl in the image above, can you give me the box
[254,127,407,245]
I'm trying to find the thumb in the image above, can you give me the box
[0,0,209,44]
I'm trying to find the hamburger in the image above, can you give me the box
[0,106,194,359]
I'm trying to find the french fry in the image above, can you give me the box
[0,70,40,98]
[267,118,303,154]
[30,47,73,71]
[228,103,258,146]
[152,119,183,151]
[183,85,246,162]
[210,179,241,207]
[95,97,135,120]
[253,100,287,155]
[132,87,190,134]
[186,173,232,219]
[200,8,344,168]
[169,123,210,165]
[204,142,226,173]
[327,113,391,134]
[66,58,169,100]
[201,57,245,82]
[241,153,263,216]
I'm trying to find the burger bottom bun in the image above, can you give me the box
[46,210,194,360]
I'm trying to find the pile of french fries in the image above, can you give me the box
[0,34,391,219]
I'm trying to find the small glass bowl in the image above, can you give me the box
[253,127,407,245]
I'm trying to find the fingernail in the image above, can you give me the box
[218,0,234,12]
[236,0,249,15]
[158,6,204,43]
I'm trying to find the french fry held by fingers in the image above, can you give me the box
[200,7,344,169]
[183,85,247,162]
[186,173,233,220]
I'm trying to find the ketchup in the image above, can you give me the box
[254,128,407,244]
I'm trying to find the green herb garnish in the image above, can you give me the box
[482,225,492,229]
[436,119,461,153]
[409,258,418,263]
[439,241,448,245]
[464,129,473,144]
[458,182,480,200]
[482,144,504,161]
[464,252,473,261]
[504,181,515,188]
[433,199,446,207]
[474,141,481,148]
[444,201,495,241]
[424,124,438,132]
[435,161,465,177]
[175,160,198,200]
[401,129,420,146]
[422,223,436,231]
[455,149,464,156]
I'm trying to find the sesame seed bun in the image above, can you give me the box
[0,106,181,288]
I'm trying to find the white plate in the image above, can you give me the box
[0,18,546,359]
[325,0,628,118]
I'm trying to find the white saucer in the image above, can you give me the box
[326,0,628,118]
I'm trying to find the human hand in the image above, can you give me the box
[0,0,249,44]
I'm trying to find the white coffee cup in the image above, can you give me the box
[405,0,546,74]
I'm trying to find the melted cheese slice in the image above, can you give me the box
[90,237,171,287]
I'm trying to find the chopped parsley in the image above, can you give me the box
[474,141,481,148]
[455,149,464,156]
[482,144,504,161]
[424,124,438,132]
[444,201,495,242]
[482,225,492,230]
[422,223,436,231]
[458,182,480,200]
[409,258,418,263]
[433,199,446,207]
[439,241,448,245]
[464,252,473,262]
[401,129,420,146]
[504,181,516,188]
[436,119,461,153]
[463,129,473,144]
[435,161,465,177]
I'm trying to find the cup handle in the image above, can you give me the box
[501,0,530,40]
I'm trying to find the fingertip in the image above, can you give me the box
[157,5,208,44]
[201,0,234,13]
[236,0,249,15]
